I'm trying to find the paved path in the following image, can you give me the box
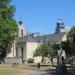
[23,70,54,75]
[22,67,56,75]
[23,70,47,75]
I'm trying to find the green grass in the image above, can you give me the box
[0,70,17,75]
[0,63,54,75]
[0,64,23,75]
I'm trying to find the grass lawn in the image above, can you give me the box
[0,64,24,75]
[0,63,55,75]
[0,70,17,75]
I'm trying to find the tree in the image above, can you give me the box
[67,26,75,56]
[61,26,75,56]
[34,41,48,62]
[0,0,17,58]
[34,40,59,66]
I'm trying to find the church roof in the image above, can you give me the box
[33,32,65,42]
[15,36,36,43]
[15,32,66,43]
[46,32,65,42]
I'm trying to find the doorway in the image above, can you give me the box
[21,47,24,63]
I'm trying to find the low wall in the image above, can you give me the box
[4,57,22,64]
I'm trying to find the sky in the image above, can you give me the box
[13,0,75,35]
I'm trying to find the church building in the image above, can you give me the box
[5,20,69,64]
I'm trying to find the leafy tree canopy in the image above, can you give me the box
[0,0,17,58]
[61,26,75,56]
[33,40,59,59]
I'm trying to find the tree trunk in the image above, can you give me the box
[41,55,44,62]
[51,57,53,66]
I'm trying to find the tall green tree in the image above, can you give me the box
[0,0,17,58]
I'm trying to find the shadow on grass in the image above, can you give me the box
[40,65,75,75]
[26,63,75,75]
[40,69,75,75]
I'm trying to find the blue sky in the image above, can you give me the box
[13,0,75,34]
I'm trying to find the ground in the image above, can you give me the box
[0,63,75,75]
[0,63,56,75]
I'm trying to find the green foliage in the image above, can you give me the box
[52,43,60,50]
[61,26,75,56]
[34,40,59,59]
[67,26,75,56]
[0,0,15,19]
[47,41,54,56]
[61,41,71,56]
[28,58,34,63]
[34,42,48,57]
[0,0,17,57]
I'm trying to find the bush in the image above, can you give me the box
[28,58,34,63]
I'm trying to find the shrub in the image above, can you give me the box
[28,58,34,63]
